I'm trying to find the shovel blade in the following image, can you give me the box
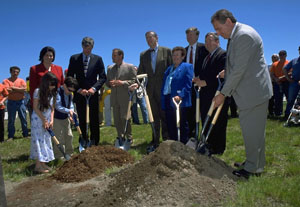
[79,137,86,153]
[186,138,198,150]
[197,143,210,156]
[114,137,124,148]
[123,139,132,151]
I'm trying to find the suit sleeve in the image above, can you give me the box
[93,57,106,91]
[67,56,75,77]
[221,34,253,97]
[138,53,145,75]
[205,52,226,87]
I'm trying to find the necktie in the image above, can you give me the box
[202,54,211,69]
[226,39,231,51]
[83,56,88,77]
[189,46,193,64]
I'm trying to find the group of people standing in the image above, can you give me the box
[3,8,299,179]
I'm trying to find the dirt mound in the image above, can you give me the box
[84,140,238,207]
[52,145,134,182]
[6,141,239,207]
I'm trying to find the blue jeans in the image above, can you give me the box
[273,81,289,116]
[286,81,300,116]
[7,99,28,138]
[131,95,148,124]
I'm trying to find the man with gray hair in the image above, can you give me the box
[211,9,272,179]
[67,37,106,146]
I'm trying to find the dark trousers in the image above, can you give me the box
[0,109,4,142]
[148,91,168,146]
[164,95,189,144]
[200,91,229,154]
[273,81,289,116]
[75,94,100,145]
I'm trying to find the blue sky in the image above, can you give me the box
[1,0,299,82]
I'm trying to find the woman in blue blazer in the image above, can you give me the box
[161,47,193,144]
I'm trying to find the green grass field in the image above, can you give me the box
[0,114,300,206]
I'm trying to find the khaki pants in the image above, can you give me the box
[53,118,73,158]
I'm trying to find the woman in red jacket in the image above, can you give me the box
[29,46,64,107]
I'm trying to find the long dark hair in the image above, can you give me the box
[38,72,58,111]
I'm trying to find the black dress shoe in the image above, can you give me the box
[146,145,158,154]
[234,161,246,168]
[232,169,260,179]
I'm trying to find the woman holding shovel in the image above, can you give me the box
[161,47,193,144]
[30,73,57,173]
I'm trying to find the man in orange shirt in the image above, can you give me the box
[3,66,28,141]
[270,50,289,117]
[0,83,9,142]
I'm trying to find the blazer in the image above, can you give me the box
[106,62,137,106]
[138,46,172,98]
[29,63,64,106]
[200,47,226,95]
[221,22,272,110]
[161,62,193,110]
[67,53,107,100]
[184,42,209,77]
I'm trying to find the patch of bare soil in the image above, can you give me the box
[6,141,240,207]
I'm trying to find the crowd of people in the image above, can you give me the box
[1,9,299,179]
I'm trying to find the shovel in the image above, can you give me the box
[172,98,182,142]
[197,101,224,155]
[136,74,157,153]
[186,85,201,149]
[72,113,86,153]
[84,95,92,147]
[47,128,71,161]
[114,90,135,151]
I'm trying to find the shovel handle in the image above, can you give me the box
[211,102,224,125]
[207,90,220,116]
[145,95,154,123]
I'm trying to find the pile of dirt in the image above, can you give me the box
[52,145,134,182]
[6,141,239,207]
[82,140,239,207]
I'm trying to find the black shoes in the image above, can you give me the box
[232,169,261,179]
[234,161,246,168]
[146,144,158,154]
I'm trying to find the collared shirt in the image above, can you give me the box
[82,53,90,64]
[151,44,158,72]
[55,87,74,115]
[186,42,197,67]
[230,22,238,39]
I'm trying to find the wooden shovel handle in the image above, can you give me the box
[145,95,154,123]
[211,102,224,125]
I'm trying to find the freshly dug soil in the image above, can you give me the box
[6,141,239,207]
[52,145,134,182]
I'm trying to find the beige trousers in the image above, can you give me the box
[53,118,73,158]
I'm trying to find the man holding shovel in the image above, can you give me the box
[106,49,136,143]
[211,9,272,179]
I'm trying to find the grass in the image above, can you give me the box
[1,113,300,206]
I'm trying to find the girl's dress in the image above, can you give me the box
[30,88,55,162]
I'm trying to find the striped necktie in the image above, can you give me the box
[83,56,88,77]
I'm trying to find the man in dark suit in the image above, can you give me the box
[193,32,229,155]
[211,9,272,178]
[184,27,208,138]
[67,37,106,146]
[138,31,172,152]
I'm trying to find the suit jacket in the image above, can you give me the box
[138,46,172,98]
[200,47,226,97]
[106,62,137,106]
[161,62,193,110]
[67,53,106,101]
[29,63,64,106]
[184,42,209,77]
[222,22,272,110]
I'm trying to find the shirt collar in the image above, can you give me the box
[230,22,238,39]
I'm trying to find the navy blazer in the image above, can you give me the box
[161,62,193,110]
